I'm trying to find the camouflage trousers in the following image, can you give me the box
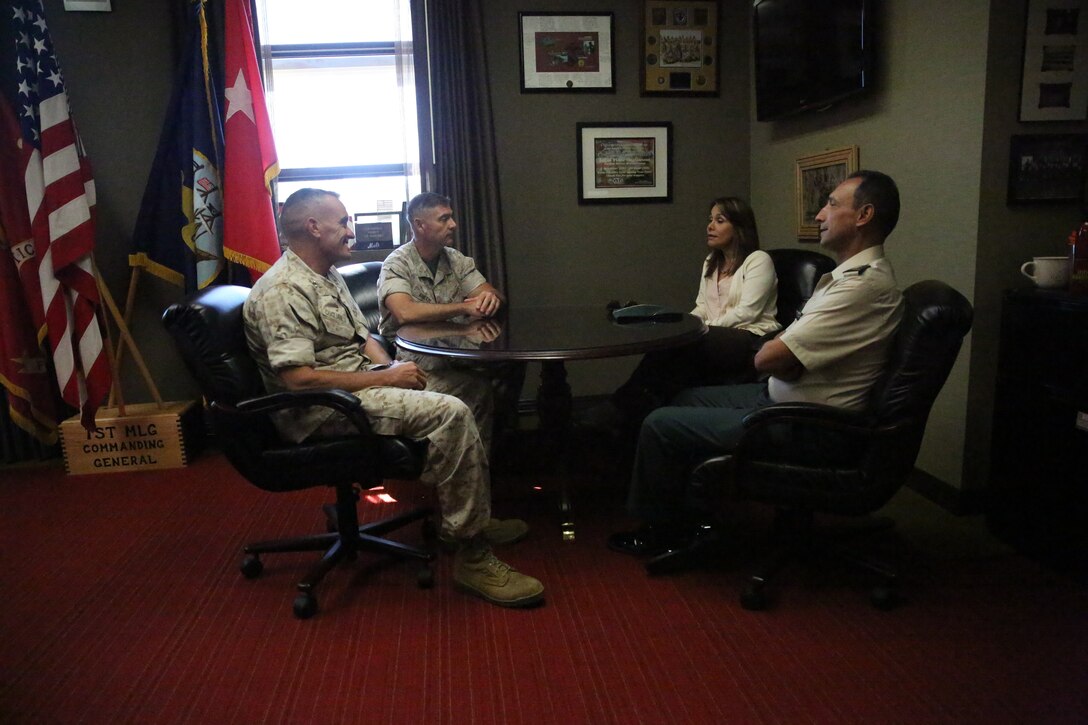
[420,363,494,454]
[313,386,491,540]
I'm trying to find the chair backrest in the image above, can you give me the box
[869,280,973,427]
[162,285,261,406]
[163,285,307,489]
[338,261,384,333]
[767,248,836,329]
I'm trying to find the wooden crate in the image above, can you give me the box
[60,401,204,475]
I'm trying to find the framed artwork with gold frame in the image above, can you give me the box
[640,1,719,96]
[795,146,859,239]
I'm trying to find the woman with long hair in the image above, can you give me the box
[592,196,780,427]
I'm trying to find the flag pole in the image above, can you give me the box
[108,266,142,407]
[97,267,125,417]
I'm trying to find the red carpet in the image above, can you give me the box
[1,453,1085,723]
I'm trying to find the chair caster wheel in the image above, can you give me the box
[740,584,768,611]
[870,585,899,611]
[240,554,263,579]
[293,592,318,619]
[417,565,435,589]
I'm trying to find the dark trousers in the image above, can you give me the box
[614,326,762,422]
[628,382,771,524]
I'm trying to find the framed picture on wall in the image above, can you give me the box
[1007,133,1088,203]
[63,0,112,10]
[518,12,615,92]
[640,0,720,96]
[795,146,859,239]
[576,122,673,204]
[1019,0,1088,121]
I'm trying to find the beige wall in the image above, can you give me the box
[750,0,991,489]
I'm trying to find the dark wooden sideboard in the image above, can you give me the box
[987,288,1088,579]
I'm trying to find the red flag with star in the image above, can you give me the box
[223,0,281,281]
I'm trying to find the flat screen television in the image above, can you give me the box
[753,0,874,122]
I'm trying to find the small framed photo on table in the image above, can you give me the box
[795,146,860,240]
[519,12,615,92]
[576,122,673,204]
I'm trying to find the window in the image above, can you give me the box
[257,0,422,232]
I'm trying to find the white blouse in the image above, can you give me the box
[691,249,780,335]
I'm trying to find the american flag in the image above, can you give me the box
[9,0,110,430]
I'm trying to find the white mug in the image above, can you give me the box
[1021,256,1070,289]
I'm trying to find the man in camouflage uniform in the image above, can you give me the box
[377,193,506,453]
[243,188,543,608]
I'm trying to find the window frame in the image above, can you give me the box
[267,41,413,184]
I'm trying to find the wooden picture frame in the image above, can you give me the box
[1019,0,1088,121]
[63,0,112,10]
[577,122,673,204]
[795,146,860,240]
[641,0,720,96]
[519,12,615,93]
[1007,133,1088,203]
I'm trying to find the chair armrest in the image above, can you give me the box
[738,402,874,465]
[215,388,373,435]
[742,402,870,430]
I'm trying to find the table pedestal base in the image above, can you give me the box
[537,360,575,541]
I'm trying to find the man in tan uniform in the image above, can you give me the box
[243,188,543,608]
[377,193,506,454]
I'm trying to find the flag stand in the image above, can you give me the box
[106,266,141,407]
[94,261,163,412]
[58,264,202,476]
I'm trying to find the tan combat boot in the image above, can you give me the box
[453,537,544,608]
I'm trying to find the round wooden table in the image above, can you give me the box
[397,305,707,540]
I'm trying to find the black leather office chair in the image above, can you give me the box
[163,285,435,620]
[339,261,394,354]
[679,280,973,610]
[766,248,836,328]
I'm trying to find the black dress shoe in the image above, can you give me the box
[644,525,721,575]
[608,524,689,557]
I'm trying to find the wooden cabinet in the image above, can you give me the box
[987,289,1088,579]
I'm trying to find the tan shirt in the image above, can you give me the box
[243,249,378,443]
[377,242,488,338]
[768,245,903,412]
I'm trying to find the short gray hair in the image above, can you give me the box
[279,188,340,241]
